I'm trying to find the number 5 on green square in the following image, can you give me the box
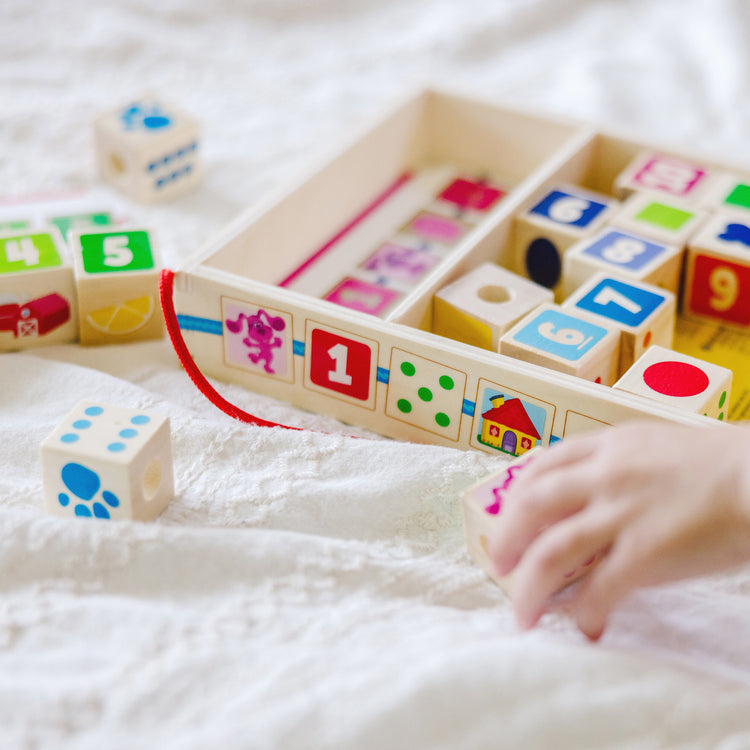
[80,231,155,274]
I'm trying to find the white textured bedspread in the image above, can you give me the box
[3,1,750,747]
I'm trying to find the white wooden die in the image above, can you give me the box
[682,213,750,330]
[41,401,174,521]
[562,272,676,378]
[613,151,714,204]
[432,262,553,350]
[561,228,683,300]
[461,451,601,595]
[610,192,707,248]
[69,228,163,345]
[94,95,201,203]
[499,302,621,385]
[613,346,732,420]
[512,183,619,297]
[0,227,77,351]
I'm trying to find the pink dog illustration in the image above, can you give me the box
[225,309,286,373]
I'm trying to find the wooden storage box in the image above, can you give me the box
[169,88,748,453]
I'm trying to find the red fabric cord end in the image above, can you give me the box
[158,268,301,430]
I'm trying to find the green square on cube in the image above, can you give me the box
[635,202,693,232]
[0,232,63,274]
[724,183,750,211]
[80,230,154,274]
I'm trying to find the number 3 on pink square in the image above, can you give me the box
[307,327,377,404]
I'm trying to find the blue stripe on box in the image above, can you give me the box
[293,340,305,356]
[462,399,475,417]
[176,315,223,336]
[377,367,389,384]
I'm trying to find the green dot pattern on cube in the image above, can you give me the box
[397,399,412,413]
[80,230,155,274]
[719,391,727,408]
[0,233,62,274]
[418,387,432,402]
[725,184,750,211]
[634,202,693,231]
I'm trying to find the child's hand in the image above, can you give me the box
[488,422,750,641]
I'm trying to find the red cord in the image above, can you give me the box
[158,269,301,430]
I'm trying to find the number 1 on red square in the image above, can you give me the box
[308,328,374,401]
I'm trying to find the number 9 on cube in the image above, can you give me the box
[683,213,750,329]
[69,228,164,345]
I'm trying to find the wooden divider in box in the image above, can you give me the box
[173,88,747,452]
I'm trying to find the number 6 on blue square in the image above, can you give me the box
[563,272,676,377]
[500,303,620,386]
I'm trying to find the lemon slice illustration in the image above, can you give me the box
[87,295,154,334]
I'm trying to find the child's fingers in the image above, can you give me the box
[489,471,593,575]
[569,532,653,640]
[508,505,621,630]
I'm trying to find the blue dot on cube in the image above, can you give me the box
[108,442,126,453]
[85,406,103,417]
[93,503,111,519]
[72,419,91,430]
[58,493,70,507]
[61,433,79,443]
[102,491,120,508]
[75,504,92,517]
[119,429,138,438]
[526,237,561,288]
[131,415,150,425]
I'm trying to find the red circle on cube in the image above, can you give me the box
[642,361,709,397]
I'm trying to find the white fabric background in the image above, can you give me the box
[3,1,750,747]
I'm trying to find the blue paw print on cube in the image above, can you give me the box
[59,462,120,519]
[42,402,171,519]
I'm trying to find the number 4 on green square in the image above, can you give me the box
[80,231,155,274]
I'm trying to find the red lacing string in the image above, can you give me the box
[158,268,301,430]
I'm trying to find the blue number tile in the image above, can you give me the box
[530,190,608,228]
[573,277,667,328]
[581,230,667,272]
[512,308,610,362]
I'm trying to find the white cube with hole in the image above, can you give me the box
[93,95,201,203]
[432,262,553,350]
[613,346,732,420]
[40,400,174,521]
[69,227,163,345]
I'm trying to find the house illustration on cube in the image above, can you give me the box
[479,394,540,456]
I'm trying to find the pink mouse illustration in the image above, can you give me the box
[225,309,286,373]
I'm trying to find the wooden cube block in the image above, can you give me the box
[682,213,750,329]
[701,173,750,219]
[613,151,713,203]
[461,452,601,594]
[41,400,174,521]
[0,228,77,351]
[499,303,621,385]
[610,192,708,247]
[561,228,683,300]
[427,176,507,225]
[613,346,732,420]
[433,262,553,350]
[70,228,164,345]
[513,184,619,295]
[562,272,676,377]
[94,95,201,203]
